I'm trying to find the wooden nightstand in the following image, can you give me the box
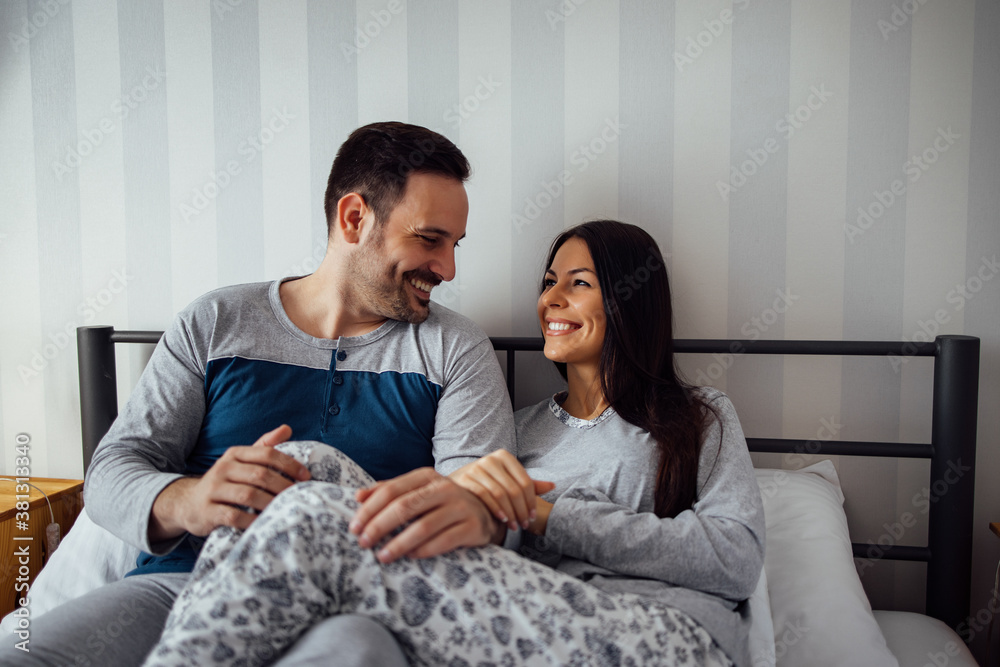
[0,478,84,617]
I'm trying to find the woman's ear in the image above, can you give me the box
[336,193,370,244]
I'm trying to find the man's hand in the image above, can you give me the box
[449,450,555,533]
[148,425,310,542]
[350,468,499,563]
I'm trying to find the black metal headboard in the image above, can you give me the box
[77,326,979,635]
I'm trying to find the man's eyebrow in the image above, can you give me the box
[419,227,466,241]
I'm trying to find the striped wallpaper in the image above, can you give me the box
[1,0,998,657]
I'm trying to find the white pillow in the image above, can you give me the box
[0,508,139,632]
[746,565,776,667]
[755,462,898,667]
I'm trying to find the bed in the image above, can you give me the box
[6,327,984,666]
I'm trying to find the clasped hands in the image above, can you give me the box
[151,425,554,565]
[352,449,555,563]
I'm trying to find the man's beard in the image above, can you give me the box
[348,238,438,324]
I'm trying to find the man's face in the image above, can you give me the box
[349,172,469,324]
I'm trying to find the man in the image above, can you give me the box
[5,122,515,666]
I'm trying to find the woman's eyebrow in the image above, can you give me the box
[545,267,596,275]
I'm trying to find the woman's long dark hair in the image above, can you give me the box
[543,220,717,519]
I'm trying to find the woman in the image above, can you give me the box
[143,220,765,667]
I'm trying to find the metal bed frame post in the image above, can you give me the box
[489,337,543,401]
[926,334,980,631]
[77,326,119,474]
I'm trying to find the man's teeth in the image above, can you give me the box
[409,278,434,293]
[548,322,579,331]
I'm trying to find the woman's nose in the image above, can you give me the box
[541,283,565,308]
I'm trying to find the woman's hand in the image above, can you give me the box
[527,497,553,536]
[449,450,555,533]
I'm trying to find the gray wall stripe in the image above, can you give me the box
[510,0,565,335]
[725,0,791,437]
[210,0,263,286]
[965,0,1000,658]
[407,0,459,142]
[618,0,674,247]
[510,0,567,408]
[0,0,23,462]
[840,0,913,608]
[408,0,460,310]
[30,0,81,473]
[118,0,171,327]
[307,0,358,254]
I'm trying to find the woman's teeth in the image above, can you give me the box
[548,322,579,331]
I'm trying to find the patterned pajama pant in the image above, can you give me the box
[143,442,733,667]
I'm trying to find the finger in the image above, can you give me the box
[465,455,527,527]
[488,460,536,528]
[232,443,310,482]
[251,424,293,448]
[373,507,461,563]
[357,475,464,549]
[406,521,482,560]
[192,503,258,536]
[210,481,279,515]
[494,469,532,529]
[533,480,556,494]
[461,478,509,525]
[223,460,301,498]
[354,484,381,503]
[463,470,517,530]
[350,468,440,536]
[488,451,537,524]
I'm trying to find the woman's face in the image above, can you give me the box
[537,237,607,369]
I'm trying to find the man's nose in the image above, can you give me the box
[430,247,457,283]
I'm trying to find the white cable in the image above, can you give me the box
[0,477,55,525]
[0,477,62,558]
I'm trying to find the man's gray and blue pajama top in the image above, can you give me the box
[83,278,516,577]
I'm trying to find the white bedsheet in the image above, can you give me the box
[875,611,979,667]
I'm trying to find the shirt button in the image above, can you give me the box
[328,404,340,416]
[333,375,343,385]
[336,350,347,361]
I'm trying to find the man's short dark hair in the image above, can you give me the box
[324,122,471,237]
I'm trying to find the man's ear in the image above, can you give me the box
[336,193,370,244]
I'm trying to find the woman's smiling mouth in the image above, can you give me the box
[545,319,582,335]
